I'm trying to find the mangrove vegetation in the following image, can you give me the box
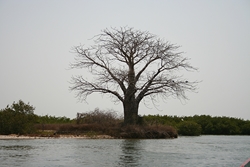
[0,100,250,138]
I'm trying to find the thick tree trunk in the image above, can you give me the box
[123,98,139,125]
[123,65,139,125]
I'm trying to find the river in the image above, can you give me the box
[0,135,249,167]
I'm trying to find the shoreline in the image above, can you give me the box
[0,134,114,140]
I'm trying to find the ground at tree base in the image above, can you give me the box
[0,124,178,140]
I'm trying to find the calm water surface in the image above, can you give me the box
[0,135,249,167]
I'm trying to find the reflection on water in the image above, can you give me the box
[0,142,34,166]
[119,140,143,166]
[0,136,249,167]
[0,145,33,150]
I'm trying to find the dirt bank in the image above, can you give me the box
[0,134,114,139]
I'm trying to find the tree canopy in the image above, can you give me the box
[70,27,197,125]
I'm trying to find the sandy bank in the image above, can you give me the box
[0,134,114,139]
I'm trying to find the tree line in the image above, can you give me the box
[142,114,250,136]
[0,100,72,135]
[0,100,249,136]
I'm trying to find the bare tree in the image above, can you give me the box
[70,27,197,125]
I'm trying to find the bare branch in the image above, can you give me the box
[70,76,124,102]
[70,27,198,123]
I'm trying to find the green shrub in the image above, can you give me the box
[241,121,250,135]
[137,114,250,135]
[177,121,202,136]
[0,100,37,135]
[36,115,73,124]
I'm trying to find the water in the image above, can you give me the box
[0,136,249,167]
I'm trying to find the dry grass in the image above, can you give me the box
[35,123,177,139]
[76,108,122,125]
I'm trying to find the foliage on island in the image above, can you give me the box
[37,108,178,139]
[143,114,250,136]
[36,115,73,124]
[0,100,37,134]
[1,100,250,137]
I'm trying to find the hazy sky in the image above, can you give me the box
[1,0,249,119]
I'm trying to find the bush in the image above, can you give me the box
[0,100,37,135]
[177,121,202,136]
[76,108,122,126]
[32,108,123,137]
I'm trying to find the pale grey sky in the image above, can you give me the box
[0,0,249,119]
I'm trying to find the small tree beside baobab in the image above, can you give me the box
[70,27,197,125]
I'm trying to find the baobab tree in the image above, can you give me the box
[70,27,197,125]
